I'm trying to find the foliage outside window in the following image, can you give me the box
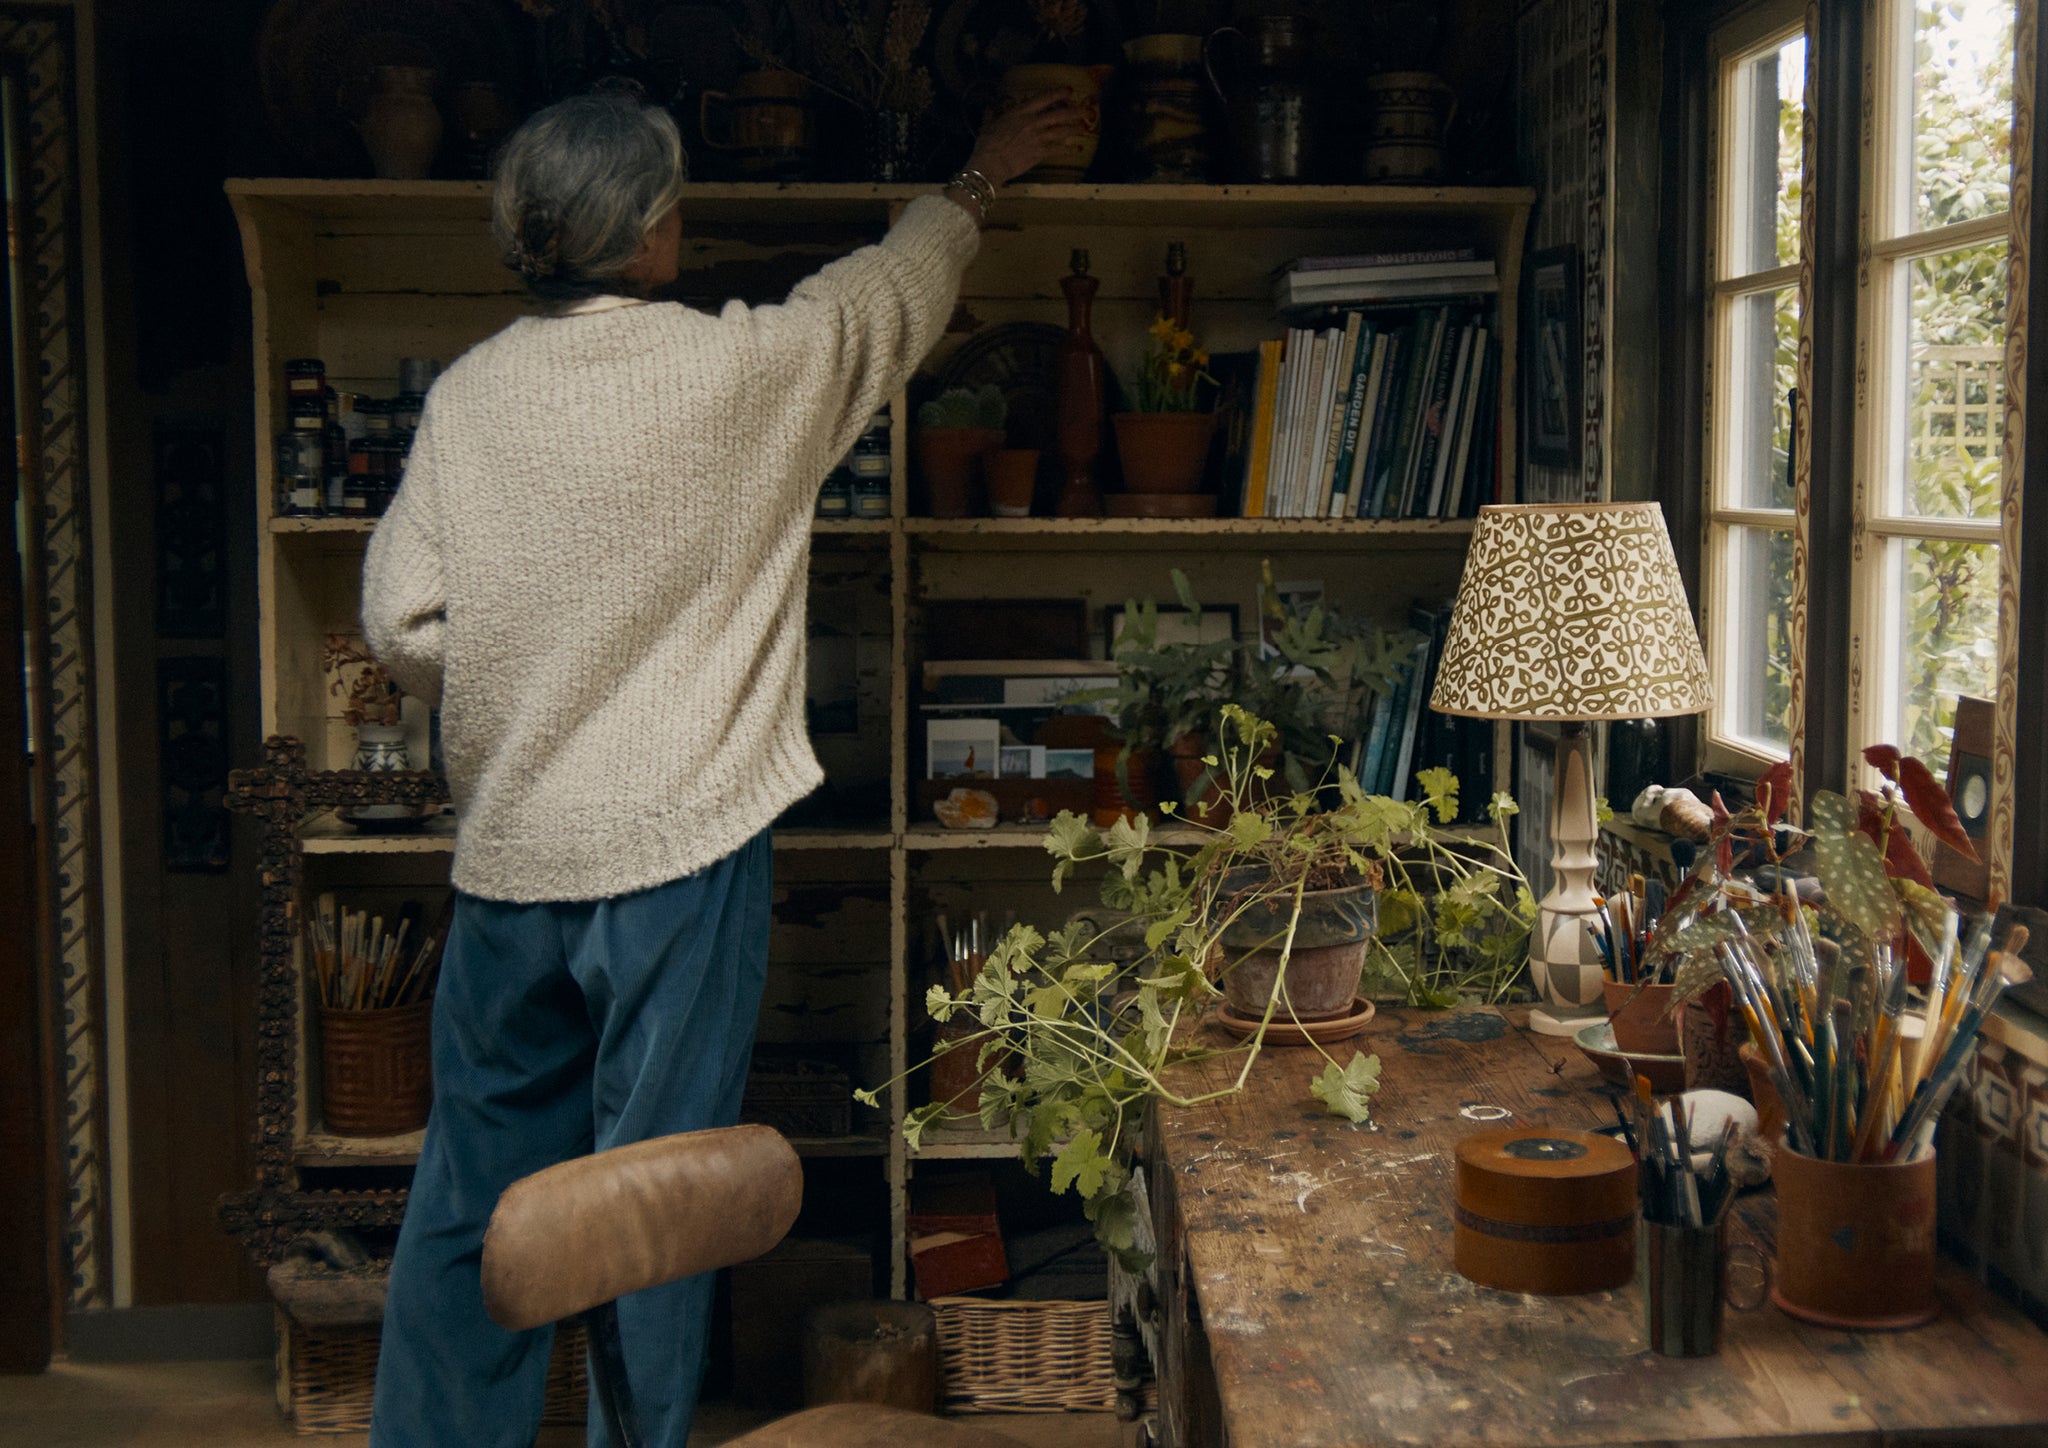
[1705,12,1805,767]
[1860,0,2014,780]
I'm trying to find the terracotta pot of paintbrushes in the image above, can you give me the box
[1770,1143,1938,1329]
[320,998,433,1136]
[1604,979,1681,1057]
[928,1019,1012,1127]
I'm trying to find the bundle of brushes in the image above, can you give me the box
[934,908,1015,1000]
[308,892,451,1011]
[1617,1079,1739,1228]
[1713,891,2031,1164]
[1589,873,1670,984]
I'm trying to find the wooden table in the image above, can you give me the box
[1144,1004,2048,1447]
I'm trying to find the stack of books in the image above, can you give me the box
[1355,603,1496,815]
[1238,252,1502,520]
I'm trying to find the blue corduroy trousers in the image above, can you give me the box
[369,830,773,1448]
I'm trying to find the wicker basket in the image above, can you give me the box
[319,999,432,1137]
[278,1312,586,1433]
[930,1297,1114,1413]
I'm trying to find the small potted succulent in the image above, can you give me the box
[914,383,1006,517]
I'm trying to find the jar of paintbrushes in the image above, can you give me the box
[929,910,1012,1127]
[1715,899,2032,1328]
[1623,1083,1764,1356]
[308,891,449,1137]
[1592,874,1682,1057]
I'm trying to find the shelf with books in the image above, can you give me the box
[900,516,1476,550]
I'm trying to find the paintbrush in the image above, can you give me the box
[1889,925,2032,1160]
[1851,947,1913,1162]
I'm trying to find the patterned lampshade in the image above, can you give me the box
[1430,502,1712,722]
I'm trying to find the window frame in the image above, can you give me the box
[1702,0,1808,778]
[1848,0,2014,785]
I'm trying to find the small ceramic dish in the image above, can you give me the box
[332,802,439,833]
[1575,1020,1687,1095]
[1214,995,1376,1047]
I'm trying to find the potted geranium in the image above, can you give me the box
[858,706,1535,1261]
[1113,312,1217,499]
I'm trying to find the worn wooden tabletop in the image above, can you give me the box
[1152,1003,2048,1447]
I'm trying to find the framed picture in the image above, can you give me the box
[927,718,1002,779]
[1042,748,1095,780]
[998,745,1043,779]
[1525,245,1582,470]
[1105,603,1240,657]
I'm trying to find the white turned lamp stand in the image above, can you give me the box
[1427,503,1712,1035]
[1529,721,1606,1035]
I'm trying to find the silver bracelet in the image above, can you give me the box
[945,167,995,224]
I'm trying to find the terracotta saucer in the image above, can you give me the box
[1214,995,1376,1046]
[1574,1020,1688,1095]
[1104,492,1219,518]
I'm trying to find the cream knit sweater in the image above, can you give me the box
[362,196,979,903]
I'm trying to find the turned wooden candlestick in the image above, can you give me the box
[1055,248,1106,517]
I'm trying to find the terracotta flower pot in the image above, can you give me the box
[1092,744,1159,826]
[1603,979,1680,1058]
[914,427,1002,517]
[1113,411,1217,494]
[1170,733,1230,824]
[929,1018,1007,1124]
[998,63,1112,180]
[1771,1143,1938,1329]
[985,448,1041,517]
[1220,939,1367,1019]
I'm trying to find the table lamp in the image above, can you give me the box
[1429,502,1712,1036]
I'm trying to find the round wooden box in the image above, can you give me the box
[1453,1127,1637,1295]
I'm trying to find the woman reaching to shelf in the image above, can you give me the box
[359,90,1081,1448]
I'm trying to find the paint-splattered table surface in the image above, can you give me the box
[1149,1003,2048,1447]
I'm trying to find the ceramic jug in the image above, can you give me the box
[352,66,442,181]
[1121,34,1211,182]
[1362,71,1457,182]
[998,64,1115,181]
[699,70,815,179]
[1203,16,1314,183]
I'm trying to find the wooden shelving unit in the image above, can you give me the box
[224,176,1532,1300]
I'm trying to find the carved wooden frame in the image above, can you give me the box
[220,737,449,1266]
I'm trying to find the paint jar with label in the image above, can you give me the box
[850,411,891,519]
[275,428,325,516]
[816,457,853,519]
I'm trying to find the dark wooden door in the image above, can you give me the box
[0,50,53,1373]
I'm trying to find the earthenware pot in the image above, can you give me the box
[352,65,441,180]
[1771,1144,1938,1329]
[1603,979,1680,1057]
[1203,16,1314,182]
[986,448,1041,517]
[1113,411,1216,494]
[1121,33,1211,181]
[1361,70,1456,182]
[1091,744,1159,826]
[914,427,1002,517]
[1220,938,1369,1019]
[700,70,815,179]
[998,63,1112,181]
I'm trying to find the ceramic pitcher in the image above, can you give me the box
[352,66,441,181]
[699,70,815,179]
[1362,71,1457,182]
[1203,16,1314,183]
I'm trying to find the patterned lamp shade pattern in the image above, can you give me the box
[1431,502,1712,722]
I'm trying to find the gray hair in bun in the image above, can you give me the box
[491,92,686,303]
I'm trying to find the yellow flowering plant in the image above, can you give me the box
[1131,313,1215,413]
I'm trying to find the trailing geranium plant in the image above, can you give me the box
[856,707,1533,1263]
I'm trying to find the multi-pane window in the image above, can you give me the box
[1706,10,1806,766]
[1857,0,2014,778]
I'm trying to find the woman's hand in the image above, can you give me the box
[965,91,1090,187]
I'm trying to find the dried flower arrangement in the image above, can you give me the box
[323,634,402,728]
[1030,0,1088,44]
[748,0,935,115]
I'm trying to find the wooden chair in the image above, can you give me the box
[479,1124,1025,1448]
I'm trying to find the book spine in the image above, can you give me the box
[1317,314,1364,519]
[1390,309,1446,519]
[1339,331,1386,518]
[1424,322,1476,519]
[1292,331,1335,517]
[1444,329,1489,519]
[1242,339,1283,517]
[1390,627,1435,800]
[1267,329,1305,517]
[1363,328,1407,518]
[1408,311,1465,518]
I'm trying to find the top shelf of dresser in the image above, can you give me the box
[225,178,1536,234]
